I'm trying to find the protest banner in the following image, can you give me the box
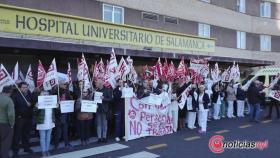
[38,95,57,109]
[60,100,75,113]
[81,100,97,113]
[125,97,173,141]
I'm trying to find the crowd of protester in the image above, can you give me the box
[0,76,280,158]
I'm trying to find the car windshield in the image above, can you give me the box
[242,75,254,85]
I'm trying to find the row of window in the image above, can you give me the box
[103,4,272,52]
[201,0,272,18]
[200,23,271,51]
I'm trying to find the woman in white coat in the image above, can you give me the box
[197,85,210,133]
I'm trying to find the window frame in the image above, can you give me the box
[102,3,124,24]
[260,35,271,52]
[237,31,246,49]
[200,0,210,3]
[260,1,271,18]
[198,23,210,38]
[237,0,246,13]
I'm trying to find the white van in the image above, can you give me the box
[242,66,280,98]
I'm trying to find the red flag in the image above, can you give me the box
[176,57,186,79]
[37,60,46,88]
[191,69,203,84]
[167,61,176,82]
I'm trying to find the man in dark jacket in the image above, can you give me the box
[11,82,34,156]
[113,79,125,142]
[247,80,264,122]
[94,79,113,143]
[266,81,280,119]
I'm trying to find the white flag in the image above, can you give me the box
[11,62,19,82]
[43,58,58,90]
[25,65,35,92]
[0,64,15,92]
[221,67,230,82]
[211,63,221,83]
[19,70,25,81]
[104,50,118,88]
[126,56,138,83]
[67,62,73,92]
[229,62,240,83]
[178,84,192,109]
[77,54,91,91]
[117,57,130,80]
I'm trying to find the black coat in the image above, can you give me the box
[236,88,246,101]
[94,87,113,113]
[113,86,125,111]
[247,84,262,105]
[177,83,191,117]
[211,85,223,104]
[196,92,210,110]
[11,91,33,119]
[186,88,198,112]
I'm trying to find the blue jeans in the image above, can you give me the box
[96,112,107,139]
[249,103,261,121]
[39,129,52,152]
[114,109,124,138]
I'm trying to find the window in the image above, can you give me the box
[237,0,246,13]
[260,1,271,18]
[260,35,271,51]
[237,31,246,49]
[103,4,124,24]
[198,23,210,38]
[200,0,210,3]
[164,16,178,24]
[142,12,159,21]
[256,76,265,84]
[269,75,276,84]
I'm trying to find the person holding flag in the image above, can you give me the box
[226,81,237,118]
[11,82,34,156]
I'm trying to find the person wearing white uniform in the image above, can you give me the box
[197,85,210,133]
[212,83,223,120]
[226,82,237,118]
[187,84,198,129]
[35,91,56,157]
[170,83,179,132]
[236,84,246,117]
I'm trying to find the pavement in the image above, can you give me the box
[15,110,280,158]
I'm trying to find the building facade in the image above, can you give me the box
[0,0,279,76]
